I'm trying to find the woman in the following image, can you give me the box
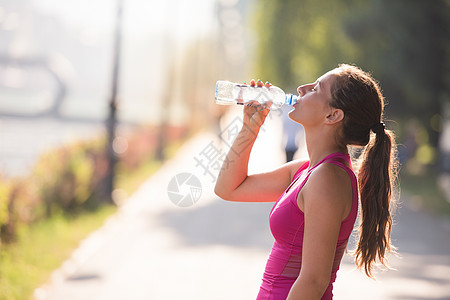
[214,64,398,299]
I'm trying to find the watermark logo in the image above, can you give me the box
[167,172,202,207]
[170,109,285,206]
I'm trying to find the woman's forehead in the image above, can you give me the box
[319,69,339,82]
[317,71,338,91]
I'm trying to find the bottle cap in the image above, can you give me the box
[285,94,298,105]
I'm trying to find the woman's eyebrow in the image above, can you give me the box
[315,80,321,89]
[318,80,326,91]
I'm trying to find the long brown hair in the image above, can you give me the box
[329,64,398,278]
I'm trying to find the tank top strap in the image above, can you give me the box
[323,152,351,164]
[284,162,309,194]
[292,161,309,180]
[324,157,352,171]
[310,152,357,191]
[309,152,351,171]
[318,152,355,180]
[287,153,352,195]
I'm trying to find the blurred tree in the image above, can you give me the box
[343,0,449,167]
[253,0,360,90]
[253,0,450,170]
[105,0,123,202]
[178,37,225,130]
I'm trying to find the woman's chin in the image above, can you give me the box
[288,111,298,121]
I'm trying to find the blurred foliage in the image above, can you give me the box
[0,125,188,246]
[177,37,229,130]
[0,140,106,246]
[0,181,9,227]
[0,124,188,299]
[253,0,450,172]
[33,140,102,217]
[400,170,450,216]
[254,0,360,88]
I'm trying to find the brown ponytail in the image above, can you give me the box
[329,64,399,278]
[355,128,398,278]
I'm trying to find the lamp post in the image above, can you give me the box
[105,0,123,203]
[155,0,178,162]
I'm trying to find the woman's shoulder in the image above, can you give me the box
[304,162,353,208]
[309,162,351,187]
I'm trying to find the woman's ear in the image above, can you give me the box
[325,108,344,125]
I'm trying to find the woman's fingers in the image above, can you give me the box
[244,79,273,110]
[248,79,271,88]
[247,79,272,87]
[243,103,270,128]
[244,79,272,114]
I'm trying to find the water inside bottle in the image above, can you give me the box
[215,81,235,105]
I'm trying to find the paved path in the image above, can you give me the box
[35,108,450,300]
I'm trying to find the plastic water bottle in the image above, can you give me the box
[215,80,297,110]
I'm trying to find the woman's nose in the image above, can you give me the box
[297,85,306,96]
[298,83,314,96]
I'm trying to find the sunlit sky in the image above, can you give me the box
[32,0,217,42]
[27,0,220,123]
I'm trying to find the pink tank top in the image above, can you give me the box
[257,152,358,300]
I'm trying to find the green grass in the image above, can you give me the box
[0,136,188,300]
[400,171,450,216]
[0,205,117,300]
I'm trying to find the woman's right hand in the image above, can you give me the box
[215,78,302,203]
[242,79,272,132]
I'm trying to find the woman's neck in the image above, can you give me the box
[304,126,347,168]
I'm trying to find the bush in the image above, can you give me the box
[0,139,108,246]
[32,140,106,217]
[0,124,189,246]
[0,179,12,245]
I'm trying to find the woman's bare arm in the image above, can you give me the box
[214,104,304,202]
[286,164,352,299]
